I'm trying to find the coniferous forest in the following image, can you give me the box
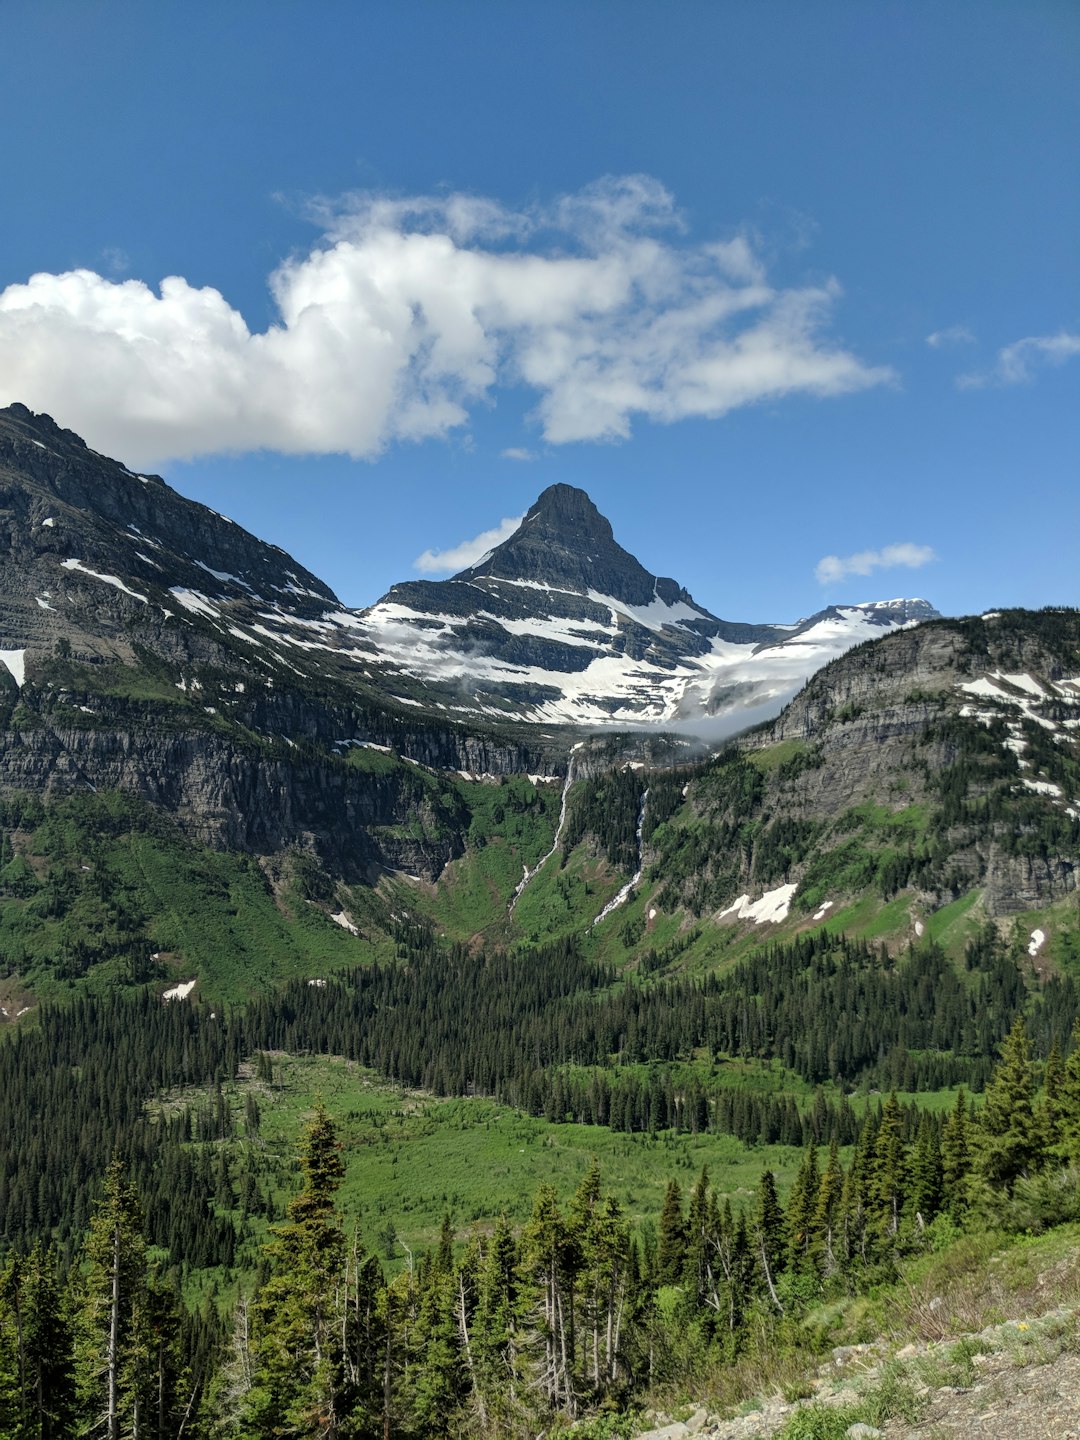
[3,896,1080,1436]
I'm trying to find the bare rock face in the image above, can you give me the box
[0,404,552,880]
[746,610,1080,914]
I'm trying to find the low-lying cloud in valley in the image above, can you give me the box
[0,176,894,469]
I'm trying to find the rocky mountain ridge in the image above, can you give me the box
[359,482,940,725]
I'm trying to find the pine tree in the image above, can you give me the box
[474,1217,521,1424]
[940,1087,972,1220]
[74,1159,150,1440]
[812,1139,844,1278]
[655,1181,687,1287]
[1057,1021,1080,1165]
[785,1141,819,1274]
[1043,1040,1065,1150]
[977,1018,1045,1192]
[754,1171,786,1312]
[908,1112,942,1228]
[870,1094,906,1242]
[247,1100,348,1437]
[519,1185,576,1414]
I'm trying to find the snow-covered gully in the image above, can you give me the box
[510,748,579,913]
[592,787,649,927]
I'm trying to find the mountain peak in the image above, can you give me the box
[455,482,692,608]
[526,483,613,538]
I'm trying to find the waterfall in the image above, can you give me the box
[592,786,649,927]
[510,749,578,913]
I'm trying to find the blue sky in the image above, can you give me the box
[0,1,1076,621]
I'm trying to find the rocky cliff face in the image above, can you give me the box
[736,610,1080,915]
[0,403,553,881]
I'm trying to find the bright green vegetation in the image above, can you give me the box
[412,775,564,940]
[745,738,810,773]
[218,1053,811,1264]
[0,792,381,1004]
[6,1014,1080,1437]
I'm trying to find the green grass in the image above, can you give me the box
[209,1053,815,1270]
[390,776,564,941]
[747,740,810,773]
[923,889,983,953]
[0,793,386,1006]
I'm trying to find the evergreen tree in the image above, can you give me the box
[908,1113,942,1227]
[812,1139,844,1278]
[1043,1039,1065,1150]
[74,1160,152,1440]
[977,1018,1045,1192]
[870,1094,906,1242]
[785,1142,819,1274]
[246,1100,348,1437]
[754,1171,786,1312]
[655,1181,686,1287]
[1057,1021,1080,1165]
[940,1087,972,1220]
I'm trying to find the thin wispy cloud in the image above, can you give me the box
[500,447,538,461]
[815,542,937,586]
[926,325,974,349]
[413,514,524,575]
[958,330,1080,389]
[0,176,895,468]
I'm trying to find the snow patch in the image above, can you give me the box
[0,650,25,687]
[61,559,147,602]
[330,911,359,935]
[169,588,220,619]
[812,901,833,921]
[1023,778,1064,797]
[720,883,798,925]
[42,516,55,527]
[1028,929,1046,958]
[162,979,196,1002]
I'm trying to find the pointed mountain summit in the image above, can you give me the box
[457,483,697,610]
[0,404,940,731]
[360,483,940,725]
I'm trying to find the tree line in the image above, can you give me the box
[4,1016,1080,1437]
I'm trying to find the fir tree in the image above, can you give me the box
[977,1018,1045,1192]
[247,1100,348,1437]
[655,1181,687,1287]
[940,1087,972,1220]
[754,1171,786,1312]
[74,1159,151,1440]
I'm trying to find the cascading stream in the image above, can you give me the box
[592,785,649,926]
[509,747,579,913]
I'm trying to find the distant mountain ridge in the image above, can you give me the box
[358,481,940,725]
[0,405,938,731]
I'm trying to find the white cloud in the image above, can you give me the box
[815,542,937,586]
[0,175,895,469]
[413,514,524,574]
[926,325,974,348]
[958,330,1080,389]
[500,447,537,461]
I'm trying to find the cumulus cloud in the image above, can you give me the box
[815,542,937,586]
[0,175,895,468]
[413,514,524,574]
[958,330,1080,389]
[500,447,538,461]
[926,324,974,348]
